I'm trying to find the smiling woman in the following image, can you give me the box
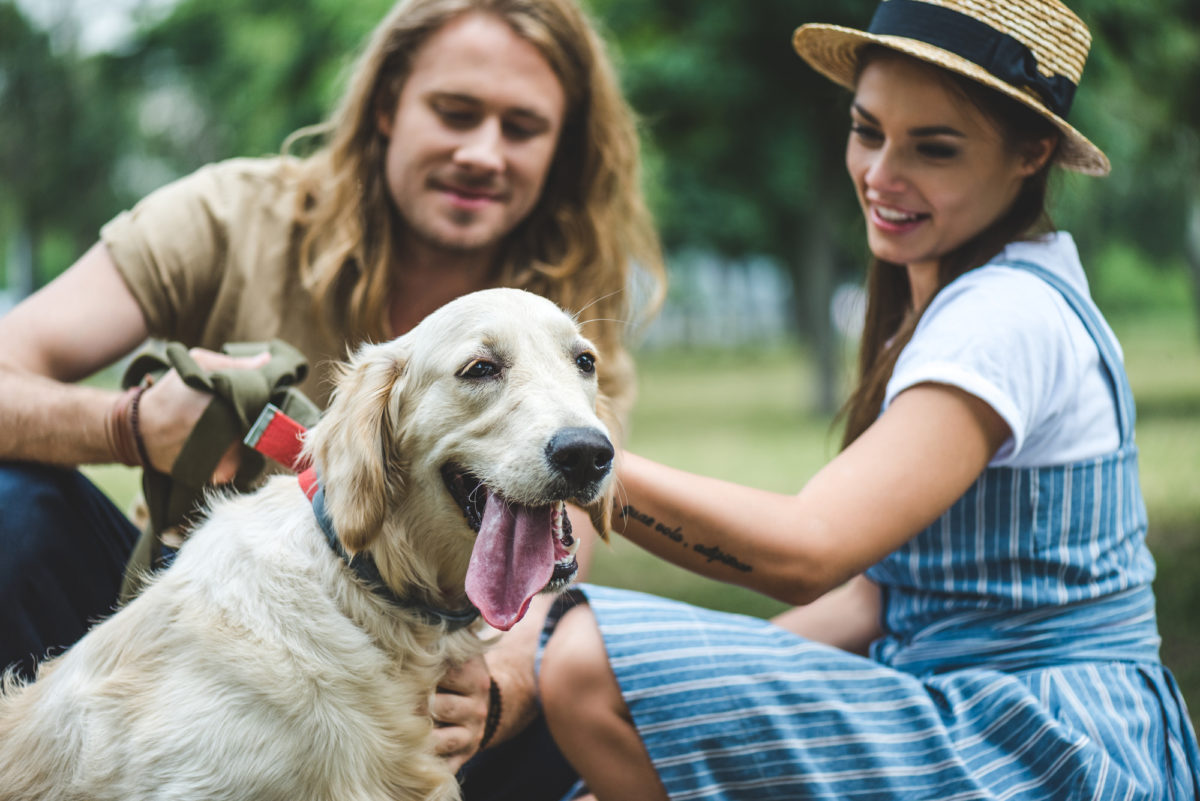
[846,51,1055,307]
[536,1,1200,799]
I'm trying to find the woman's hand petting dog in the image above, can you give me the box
[434,655,493,772]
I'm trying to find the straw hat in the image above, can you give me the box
[792,0,1109,176]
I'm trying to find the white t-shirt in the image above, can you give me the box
[883,232,1122,468]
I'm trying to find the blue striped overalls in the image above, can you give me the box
[576,260,1200,799]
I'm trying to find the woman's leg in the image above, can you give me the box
[540,604,669,801]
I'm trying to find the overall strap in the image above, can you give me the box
[1001,259,1135,444]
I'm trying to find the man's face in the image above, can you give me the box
[378,12,567,260]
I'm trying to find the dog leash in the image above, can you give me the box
[118,339,321,604]
[245,405,481,631]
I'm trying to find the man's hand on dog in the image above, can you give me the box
[434,655,492,772]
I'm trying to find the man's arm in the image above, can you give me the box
[432,504,600,765]
[0,243,149,466]
[0,242,263,477]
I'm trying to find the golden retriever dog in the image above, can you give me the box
[0,288,615,801]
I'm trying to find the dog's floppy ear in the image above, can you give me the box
[305,340,408,554]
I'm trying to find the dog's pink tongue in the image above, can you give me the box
[465,494,554,631]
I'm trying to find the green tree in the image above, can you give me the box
[1068,0,1200,321]
[0,2,128,293]
[593,0,875,412]
[118,0,394,174]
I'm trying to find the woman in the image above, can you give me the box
[537,1,1200,798]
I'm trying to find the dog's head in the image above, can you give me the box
[304,288,616,630]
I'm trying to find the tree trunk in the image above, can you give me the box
[8,214,37,300]
[1186,192,1200,341]
[791,198,839,417]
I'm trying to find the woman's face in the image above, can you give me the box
[846,53,1048,277]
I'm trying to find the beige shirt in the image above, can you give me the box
[101,156,348,409]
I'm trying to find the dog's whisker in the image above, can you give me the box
[465,482,489,504]
[574,315,632,330]
[571,288,626,322]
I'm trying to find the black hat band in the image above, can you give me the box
[867,0,1077,118]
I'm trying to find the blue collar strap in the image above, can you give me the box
[309,481,480,631]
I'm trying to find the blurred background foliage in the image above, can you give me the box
[3,0,1199,715]
[2,0,1198,394]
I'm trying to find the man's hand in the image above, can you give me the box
[433,655,492,773]
[137,348,270,479]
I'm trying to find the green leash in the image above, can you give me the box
[118,339,321,602]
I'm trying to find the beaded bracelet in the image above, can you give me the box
[107,385,149,468]
[128,384,152,469]
[477,677,502,751]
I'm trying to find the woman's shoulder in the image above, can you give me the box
[977,231,1091,295]
[932,233,1090,323]
[900,232,1120,465]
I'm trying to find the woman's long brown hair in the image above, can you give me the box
[839,49,1062,449]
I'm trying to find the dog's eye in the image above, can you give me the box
[575,352,596,374]
[459,359,500,379]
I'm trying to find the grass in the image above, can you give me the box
[1109,312,1200,719]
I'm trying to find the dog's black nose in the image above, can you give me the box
[546,427,614,489]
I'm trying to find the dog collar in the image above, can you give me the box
[247,405,480,632]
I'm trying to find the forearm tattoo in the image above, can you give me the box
[617,503,752,573]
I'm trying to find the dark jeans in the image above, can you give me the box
[460,713,581,801]
[0,462,139,680]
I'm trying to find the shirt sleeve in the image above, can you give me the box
[100,162,236,343]
[884,267,1082,463]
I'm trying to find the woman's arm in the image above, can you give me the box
[612,383,1010,606]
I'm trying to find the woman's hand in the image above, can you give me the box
[432,655,493,773]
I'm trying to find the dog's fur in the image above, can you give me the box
[0,288,615,801]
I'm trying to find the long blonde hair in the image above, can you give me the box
[284,0,664,420]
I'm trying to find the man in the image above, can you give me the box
[0,0,663,785]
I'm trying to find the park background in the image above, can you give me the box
[2,0,1197,727]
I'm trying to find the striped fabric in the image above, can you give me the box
[577,260,1200,798]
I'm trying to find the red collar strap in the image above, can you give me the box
[244,404,318,499]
